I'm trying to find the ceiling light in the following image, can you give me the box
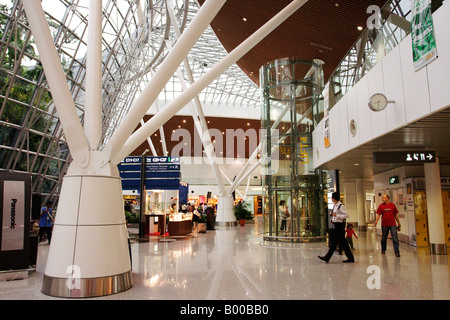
[242,17,247,21]
[354,163,360,166]
[357,26,363,31]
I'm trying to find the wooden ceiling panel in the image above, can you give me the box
[198,0,388,84]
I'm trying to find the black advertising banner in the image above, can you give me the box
[0,172,31,270]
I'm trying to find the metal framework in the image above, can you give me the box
[0,0,260,201]
[326,0,414,113]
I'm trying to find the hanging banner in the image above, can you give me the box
[411,0,438,71]
[323,82,331,148]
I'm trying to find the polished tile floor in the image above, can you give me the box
[1,219,449,300]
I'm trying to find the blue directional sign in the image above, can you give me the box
[118,156,181,190]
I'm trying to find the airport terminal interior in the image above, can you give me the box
[0,0,450,301]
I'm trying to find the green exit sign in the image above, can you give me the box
[389,176,399,185]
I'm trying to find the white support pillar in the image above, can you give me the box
[356,178,366,231]
[41,151,133,298]
[112,0,310,166]
[24,1,132,298]
[85,0,103,150]
[424,157,447,255]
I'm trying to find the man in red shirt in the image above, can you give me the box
[375,194,401,257]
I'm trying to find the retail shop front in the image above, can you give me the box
[119,156,191,237]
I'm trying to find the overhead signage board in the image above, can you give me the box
[373,151,436,164]
[118,156,181,191]
[120,156,180,165]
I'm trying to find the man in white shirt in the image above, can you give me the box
[318,192,355,263]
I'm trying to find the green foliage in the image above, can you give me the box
[125,211,139,224]
[0,4,76,179]
[0,4,53,173]
[234,201,253,220]
[199,214,207,224]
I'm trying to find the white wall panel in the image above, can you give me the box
[312,2,449,169]
[339,95,350,152]
[355,76,372,144]
[399,35,431,122]
[346,86,360,149]
[312,116,324,167]
[329,105,341,157]
[382,45,407,131]
[427,1,450,112]
[367,62,387,137]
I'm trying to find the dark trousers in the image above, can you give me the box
[346,237,354,250]
[39,227,52,244]
[381,226,400,254]
[280,219,287,231]
[324,226,354,261]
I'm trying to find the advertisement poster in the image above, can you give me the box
[1,180,25,251]
[411,0,438,71]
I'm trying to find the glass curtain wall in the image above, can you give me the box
[260,57,326,242]
[0,0,260,205]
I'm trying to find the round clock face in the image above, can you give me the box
[368,93,388,111]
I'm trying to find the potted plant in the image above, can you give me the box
[197,214,207,233]
[234,201,253,226]
[125,210,139,228]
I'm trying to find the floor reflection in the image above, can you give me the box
[1,220,449,300]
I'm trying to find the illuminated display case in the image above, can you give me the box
[168,213,192,236]
[169,213,193,222]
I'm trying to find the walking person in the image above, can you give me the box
[318,192,355,263]
[374,194,401,257]
[279,200,289,233]
[38,200,54,244]
[345,224,358,250]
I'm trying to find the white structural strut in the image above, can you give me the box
[229,106,313,195]
[113,0,310,165]
[227,102,291,196]
[85,0,103,150]
[171,51,227,195]
[227,62,320,195]
[219,167,244,199]
[166,1,226,195]
[140,120,157,156]
[103,0,227,164]
[22,0,90,167]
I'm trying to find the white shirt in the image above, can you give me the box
[279,205,288,219]
[331,201,349,223]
